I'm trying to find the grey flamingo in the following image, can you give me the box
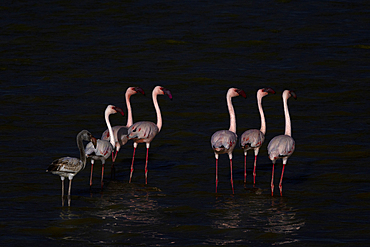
[101,87,145,164]
[240,87,275,185]
[46,130,97,206]
[127,86,172,184]
[267,90,297,196]
[211,87,246,194]
[86,105,124,189]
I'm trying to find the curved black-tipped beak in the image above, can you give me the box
[113,106,125,116]
[134,87,145,96]
[264,87,276,94]
[162,88,173,100]
[290,91,297,99]
[237,89,247,99]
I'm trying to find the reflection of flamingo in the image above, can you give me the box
[240,88,275,185]
[211,88,246,194]
[46,130,97,206]
[101,87,145,164]
[86,105,124,189]
[127,86,172,184]
[268,90,297,196]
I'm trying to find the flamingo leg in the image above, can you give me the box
[271,163,275,196]
[89,160,94,188]
[145,145,149,184]
[129,145,137,183]
[279,164,286,196]
[61,177,65,207]
[244,153,247,184]
[253,155,257,186]
[215,157,218,193]
[230,158,234,194]
[68,178,72,207]
[101,161,105,189]
[111,150,117,179]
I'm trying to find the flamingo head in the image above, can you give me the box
[282,89,297,100]
[105,105,125,116]
[229,88,246,99]
[91,136,97,148]
[133,87,145,95]
[158,86,173,100]
[258,87,276,98]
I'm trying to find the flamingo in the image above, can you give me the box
[86,105,124,189]
[267,90,297,196]
[46,130,97,206]
[240,87,275,185]
[101,87,145,175]
[127,86,172,184]
[211,87,246,194]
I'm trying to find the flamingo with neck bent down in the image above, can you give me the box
[127,86,172,184]
[211,87,246,194]
[267,90,297,196]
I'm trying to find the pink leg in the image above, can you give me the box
[101,162,105,189]
[244,154,247,184]
[111,150,118,179]
[145,147,149,184]
[129,147,136,183]
[279,164,285,196]
[271,163,275,196]
[90,162,93,187]
[230,159,234,194]
[253,155,257,186]
[215,158,218,193]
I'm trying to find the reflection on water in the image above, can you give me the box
[208,195,305,245]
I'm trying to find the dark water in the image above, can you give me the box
[1,0,370,246]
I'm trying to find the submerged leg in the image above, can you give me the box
[145,143,150,184]
[253,155,257,186]
[89,160,94,188]
[129,142,137,183]
[61,177,65,207]
[243,151,247,184]
[101,160,105,189]
[215,153,219,193]
[279,163,286,196]
[271,163,275,196]
[229,153,234,194]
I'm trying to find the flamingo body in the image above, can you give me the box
[211,87,246,194]
[241,87,275,185]
[127,86,172,184]
[46,130,96,206]
[268,90,296,196]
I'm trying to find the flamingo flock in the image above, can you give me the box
[47,86,296,206]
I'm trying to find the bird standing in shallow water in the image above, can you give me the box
[267,90,297,196]
[211,87,246,194]
[101,87,145,167]
[240,87,275,186]
[86,105,124,189]
[127,86,172,184]
[47,130,97,206]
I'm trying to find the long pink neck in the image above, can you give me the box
[125,91,133,127]
[153,90,162,132]
[105,109,115,146]
[257,93,266,135]
[283,94,292,136]
[227,93,236,133]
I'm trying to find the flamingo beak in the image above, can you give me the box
[237,89,247,99]
[290,91,297,99]
[264,88,276,94]
[162,88,173,100]
[91,136,97,148]
[134,87,145,95]
[114,106,125,116]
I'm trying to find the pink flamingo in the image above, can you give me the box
[211,88,246,194]
[127,86,172,184]
[47,130,97,206]
[240,87,275,185]
[267,90,297,196]
[101,87,145,174]
[86,105,124,189]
